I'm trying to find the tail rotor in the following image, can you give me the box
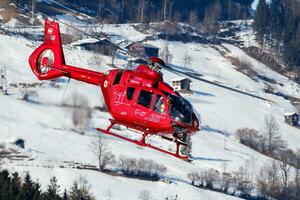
[37,49,54,74]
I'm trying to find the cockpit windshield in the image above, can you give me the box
[167,94,193,125]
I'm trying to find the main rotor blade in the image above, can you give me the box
[37,12,272,103]
[161,65,273,102]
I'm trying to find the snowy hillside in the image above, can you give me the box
[1,13,300,200]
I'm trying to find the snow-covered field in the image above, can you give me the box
[0,17,300,200]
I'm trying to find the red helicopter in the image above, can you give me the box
[28,19,271,159]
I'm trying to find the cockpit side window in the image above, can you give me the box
[167,94,192,124]
[126,87,135,100]
[152,94,165,114]
[137,90,153,108]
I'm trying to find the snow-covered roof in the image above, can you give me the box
[71,38,100,46]
[284,112,298,116]
[143,43,159,49]
[71,38,110,46]
[170,77,191,82]
[126,42,159,49]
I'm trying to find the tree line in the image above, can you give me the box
[0,170,94,200]
[14,0,253,23]
[233,115,300,199]
[235,115,300,170]
[187,158,300,200]
[253,0,300,72]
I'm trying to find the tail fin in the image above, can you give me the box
[29,18,105,85]
[29,18,66,80]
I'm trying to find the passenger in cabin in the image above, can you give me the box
[153,95,165,114]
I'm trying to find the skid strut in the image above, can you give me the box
[95,119,188,159]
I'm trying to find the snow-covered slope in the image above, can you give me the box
[0,20,300,200]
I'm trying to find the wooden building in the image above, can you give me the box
[73,38,116,56]
[170,77,192,93]
[284,112,299,126]
[126,43,159,58]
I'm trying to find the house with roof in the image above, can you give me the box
[170,77,192,93]
[126,43,160,58]
[284,112,299,126]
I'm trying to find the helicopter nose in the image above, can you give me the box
[191,113,200,131]
[193,119,200,131]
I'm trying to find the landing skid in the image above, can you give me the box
[95,119,188,160]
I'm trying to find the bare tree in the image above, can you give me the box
[138,0,147,23]
[183,54,193,71]
[31,0,35,24]
[203,1,221,37]
[97,0,105,19]
[279,161,291,190]
[163,0,168,21]
[173,11,182,22]
[234,164,254,197]
[90,134,115,172]
[256,161,281,198]
[189,10,198,26]
[263,115,286,155]
[160,42,172,64]
[295,150,300,198]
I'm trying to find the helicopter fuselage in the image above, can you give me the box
[100,64,199,137]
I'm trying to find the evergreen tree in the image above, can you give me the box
[42,176,61,200]
[269,0,284,50]
[20,172,41,200]
[284,24,300,68]
[69,180,81,200]
[282,6,299,69]
[0,170,11,200]
[9,172,22,200]
[253,0,270,49]
[69,177,94,200]
[62,189,69,200]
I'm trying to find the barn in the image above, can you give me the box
[170,77,192,93]
[284,112,299,126]
[73,38,116,56]
[126,43,159,58]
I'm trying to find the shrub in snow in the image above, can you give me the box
[118,156,167,180]
[187,171,201,186]
[187,170,233,193]
[201,169,219,189]
[235,128,266,152]
[20,89,38,102]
